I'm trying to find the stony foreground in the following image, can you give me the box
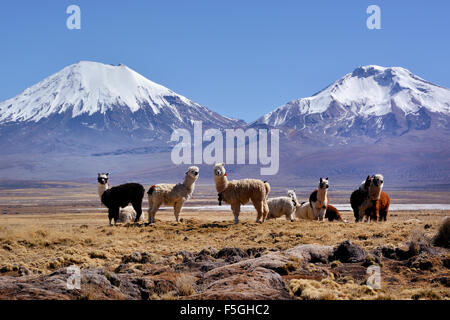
[0,237,448,300]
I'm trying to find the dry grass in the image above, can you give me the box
[0,184,449,299]
[289,277,379,300]
[1,210,448,275]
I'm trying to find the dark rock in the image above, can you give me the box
[121,252,142,264]
[114,263,133,274]
[431,277,449,287]
[362,254,380,267]
[177,250,194,263]
[246,247,266,258]
[443,257,450,269]
[214,247,248,260]
[332,240,367,263]
[407,254,433,271]
[380,245,397,259]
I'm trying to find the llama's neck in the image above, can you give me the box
[291,194,298,206]
[317,187,328,203]
[98,183,109,199]
[368,185,382,200]
[214,175,229,193]
[183,175,197,195]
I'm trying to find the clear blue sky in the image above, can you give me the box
[1,0,449,122]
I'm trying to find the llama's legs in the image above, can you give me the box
[173,201,183,222]
[108,207,119,225]
[131,201,143,222]
[231,202,241,224]
[312,206,319,220]
[370,202,378,222]
[353,208,360,222]
[148,201,161,224]
[379,209,387,221]
[254,201,264,223]
[286,211,294,222]
[318,207,326,221]
[262,201,269,222]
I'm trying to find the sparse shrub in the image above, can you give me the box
[175,274,196,296]
[275,262,298,275]
[0,265,13,273]
[407,230,431,256]
[289,279,336,300]
[330,260,342,268]
[411,289,441,300]
[89,251,108,259]
[407,254,433,271]
[433,217,450,248]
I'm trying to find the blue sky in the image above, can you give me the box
[0,0,449,122]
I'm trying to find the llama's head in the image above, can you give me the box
[319,177,329,190]
[97,173,109,185]
[287,189,297,199]
[287,189,297,206]
[186,166,200,181]
[371,174,384,188]
[213,163,226,178]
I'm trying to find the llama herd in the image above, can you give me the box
[97,163,390,226]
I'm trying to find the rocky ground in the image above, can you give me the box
[0,226,449,300]
[0,184,449,300]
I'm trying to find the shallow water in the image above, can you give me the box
[68,204,450,212]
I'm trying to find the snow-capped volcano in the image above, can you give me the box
[256,65,450,140]
[0,61,240,127]
[0,61,243,155]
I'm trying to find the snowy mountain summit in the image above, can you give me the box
[257,65,450,140]
[0,61,239,128]
[0,61,243,155]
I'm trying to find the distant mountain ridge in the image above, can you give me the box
[0,61,244,154]
[0,62,449,184]
[254,65,450,143]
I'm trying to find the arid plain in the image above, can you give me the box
[0,182,449,300]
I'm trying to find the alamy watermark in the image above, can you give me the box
[366,265,381,289]
[170,121,280,175]
[66,5,81,30]
[66,265,81,290]
[366,5,381,30]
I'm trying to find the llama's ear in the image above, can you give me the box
[106,173,109,176]
[326,177,328,180]
[320,178,323,183]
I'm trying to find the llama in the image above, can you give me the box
[350,176,372,222]
[213,163,270,224]
[309,177,330,221]
[324,204,343,222]
[267,190,298,222]
[359,174,390,222]
[97,173,145,224]
[295,201,314,220]
[97,173,145,225]
[147,166,199,224]
[295,202,343,222]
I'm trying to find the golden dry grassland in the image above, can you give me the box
[0,183,449,300]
